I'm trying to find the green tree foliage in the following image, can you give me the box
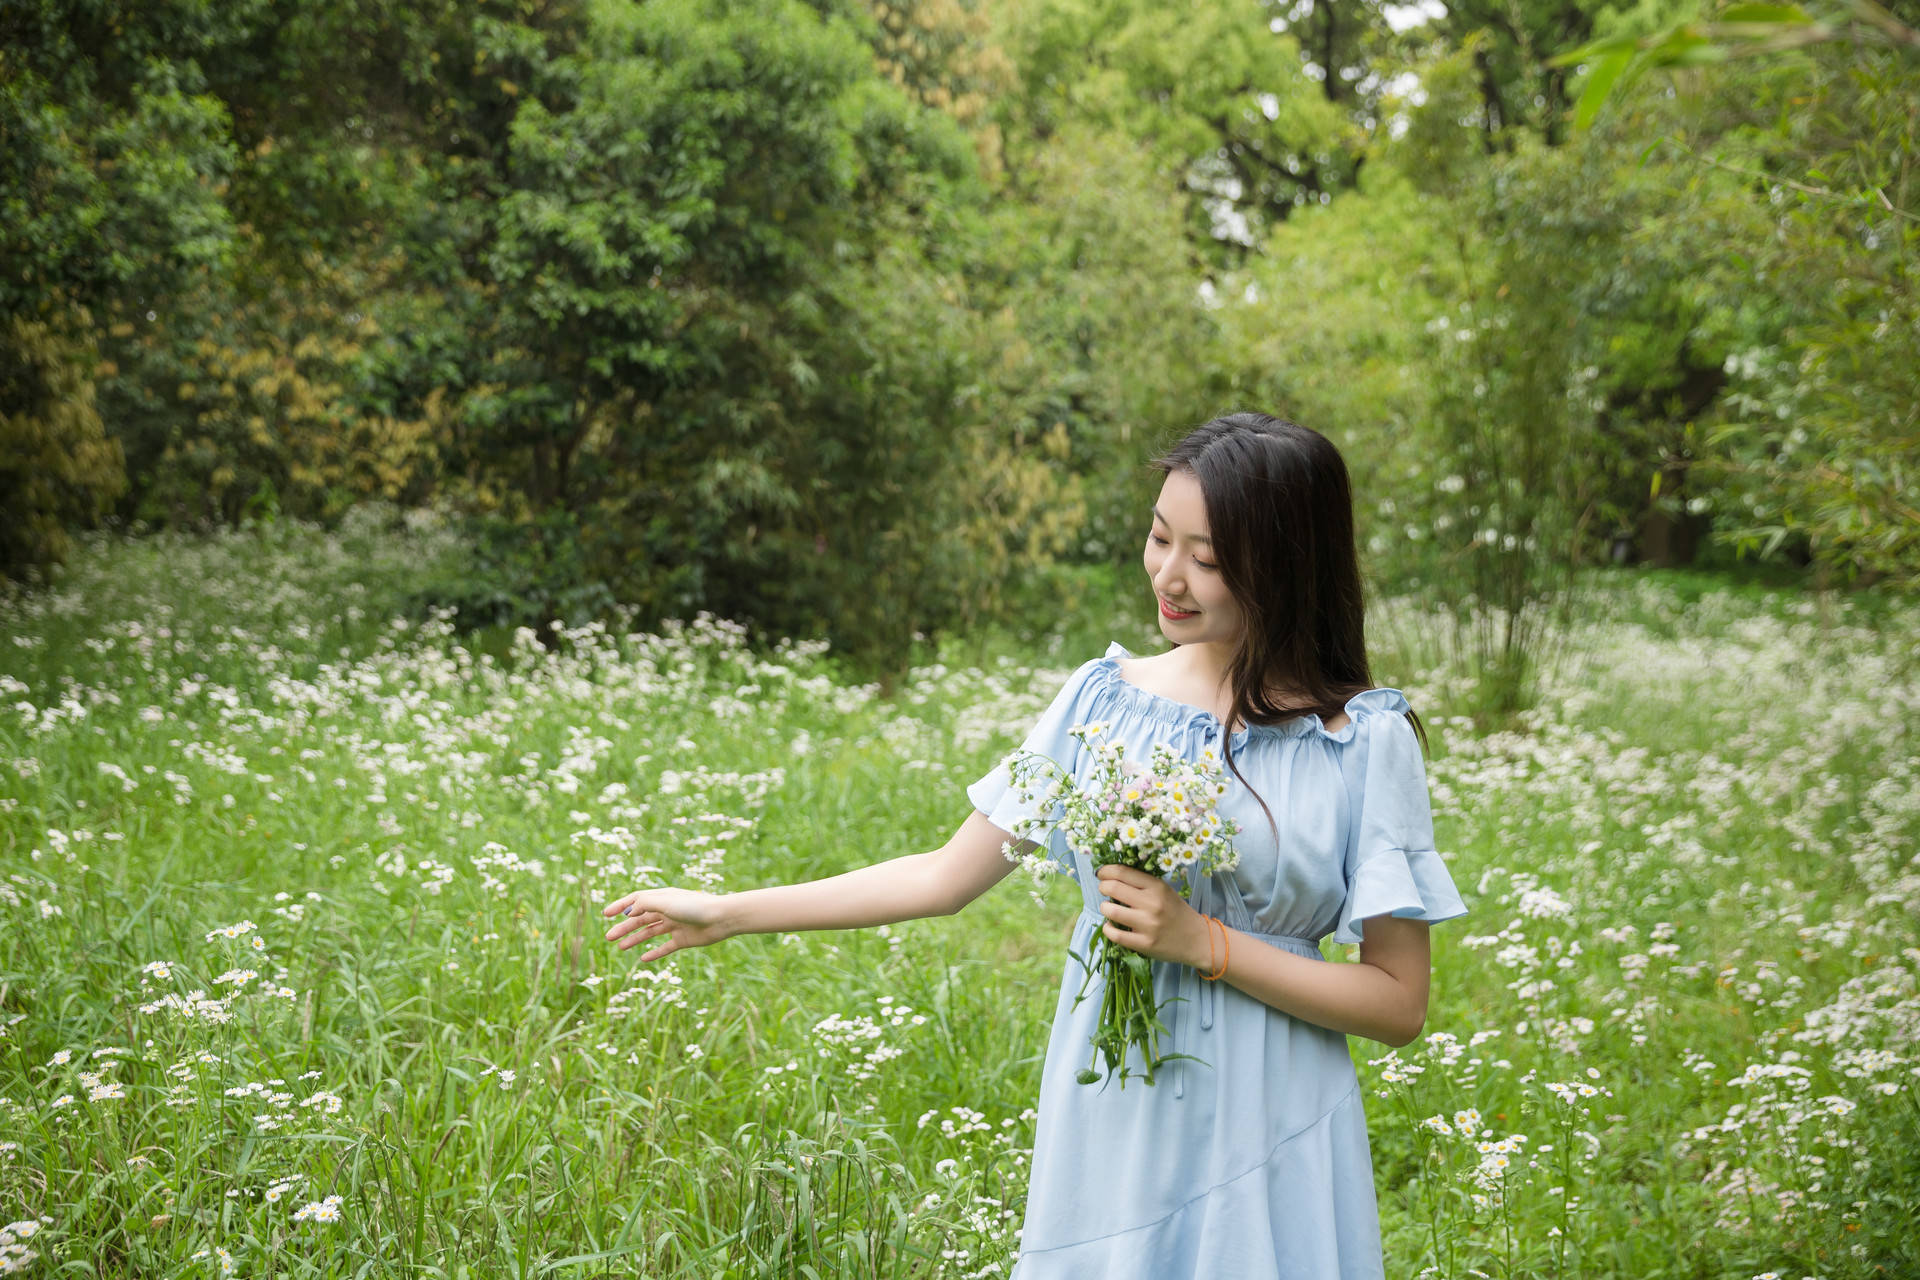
[867,0,1017,172]
[1212,37,1825,706]
[1695,42,1918,582]
[993,0,1359,255]
[3,0,1913,670]
[963,121,1226,562]
[399,0,1225,659]
[0,20,238,580]
[1432,0,1627,141]
[0,314,127,582]
[429,0,1000,659]
[0,30,238,318]
[1561,1,1920,583]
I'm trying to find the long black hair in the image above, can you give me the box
[1154,412,1427,832]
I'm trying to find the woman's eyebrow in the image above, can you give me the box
[1150,506,1212,545]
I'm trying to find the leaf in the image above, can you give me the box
[537,1244,648,1272]
[1572,47,1635,132]
[1548,33,1637,69]
[1652,32,1731,66]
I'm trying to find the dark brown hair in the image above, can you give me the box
[1154,412,1427,831]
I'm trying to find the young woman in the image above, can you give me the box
[603,411,1468,1278]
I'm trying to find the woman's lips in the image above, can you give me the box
[1159,598,1198,620]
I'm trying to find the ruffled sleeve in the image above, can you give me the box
[966,657,1107,877]
[1332,693,1468,944]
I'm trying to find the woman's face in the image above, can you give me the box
[1145,469,1245,653]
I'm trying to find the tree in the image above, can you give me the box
[0,314,126,583]
[0,33,236,579]
[1558,1,1920,583]
[992,0,1360,258]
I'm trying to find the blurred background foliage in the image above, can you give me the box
[2,0,1914,686]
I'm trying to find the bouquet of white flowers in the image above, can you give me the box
[1001,722,1242,1088]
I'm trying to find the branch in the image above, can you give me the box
[1658,136,1920,225]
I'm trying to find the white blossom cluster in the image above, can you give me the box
[1001,723,1241,883]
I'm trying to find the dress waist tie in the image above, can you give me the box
[1076,909,1324,1099]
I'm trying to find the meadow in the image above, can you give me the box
[1,512,1915,1279]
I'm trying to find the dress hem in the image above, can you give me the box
[1015,1080,1364,1257]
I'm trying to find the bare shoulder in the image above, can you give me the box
[1114,649,1180,690]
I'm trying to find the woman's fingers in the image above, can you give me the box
[603,891,653,919]
[605,913,663,943]
[600,887,724,958]
[1094,864,1155,893]
[604,908,647,941]
[1098,874,1164,911]
[618,918,672,950]
[606,906,696,952]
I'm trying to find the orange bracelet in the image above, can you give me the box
[1202,915,1217,978]
[1203,916,1230,981]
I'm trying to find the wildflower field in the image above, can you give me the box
[2,515,1915,1279]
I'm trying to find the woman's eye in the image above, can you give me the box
[1150,532,1213,569]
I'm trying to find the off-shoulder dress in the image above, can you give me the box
[968,642,1468,1280]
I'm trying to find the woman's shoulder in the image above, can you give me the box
[1021,646,1125,712]
[1090,643,1198,709]
[1056,640,1145,694]
[1256,686,1412,744]
[1104,642,1162,685]
[1315,688,1414,743]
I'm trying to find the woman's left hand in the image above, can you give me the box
[1094,865,1212,970]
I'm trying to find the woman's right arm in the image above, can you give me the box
[600,811,1026,962]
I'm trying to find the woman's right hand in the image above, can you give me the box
[601,888,733,961]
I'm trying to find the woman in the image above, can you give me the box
[603,411,1468,1278]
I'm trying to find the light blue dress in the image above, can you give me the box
[968,643,1468,1279]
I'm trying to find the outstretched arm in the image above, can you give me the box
[601,811,1024,962]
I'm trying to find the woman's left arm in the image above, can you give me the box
[1093,865,1430,1047]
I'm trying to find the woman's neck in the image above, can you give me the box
[1170,641,1311,711]
[1170,641,1238,696]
